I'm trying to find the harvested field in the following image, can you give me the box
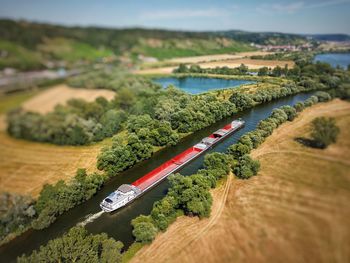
[199,58,294,69]
[135,53,293,75]
[0,130,109,197]
[131,99,350,263]
[166,52,274,64]
[22,84,115,114]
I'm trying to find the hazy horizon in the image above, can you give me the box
[1,0,350,35]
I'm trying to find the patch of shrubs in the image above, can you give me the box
[17,227,123,263]
[31,169,104,230]
[310,117,340,148]
[0,193,35,244]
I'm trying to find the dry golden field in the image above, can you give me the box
[199,58,294,70]
[131,99,350,263]
[166,51,275,64]
[135,51,293,75]
[0,130,109,197]
[22,84,115,113]
[0,84,115,197]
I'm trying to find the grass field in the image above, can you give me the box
[130,99,350,263]
[21,84,116,113]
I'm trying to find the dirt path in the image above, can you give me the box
[131,99,350,263]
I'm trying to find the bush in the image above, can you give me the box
[167,174,213,218]
[294,101,305,112]
[310,117,340,148]
[233,155,260,179]
[304,95,318,107]
[229,92,255,111]
[17,227,123,263]
[314,91,331,102]
[203,152,230,178]
[280,105,298,121]
[32,170,104,229]
[132,222,158,243]
[227,143,251,159]
[0,193,35,242]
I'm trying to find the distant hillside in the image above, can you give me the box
[307,34,350,42]
[0,19,313,70]
[213,30,308,45]
[0,19,257,69]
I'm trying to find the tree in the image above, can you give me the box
[233,155,260,179]
[132,222,158,243]
[258,67,269,76]
[18,227,123,263]
[294,102,305,112]
[272,66,283,77]
[310,117,340,148]
[203,153,230,176]
[314,91,331,102]
[280,105,297,121]
[227,143,251,159]
[229,92,254,111]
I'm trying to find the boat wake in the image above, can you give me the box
[77,211,104,227]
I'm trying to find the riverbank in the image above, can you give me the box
[130,99,350,263]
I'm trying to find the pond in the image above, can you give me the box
[314,53,350,69]
[153,77,255,94]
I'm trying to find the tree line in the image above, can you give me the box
[3,60,349,244]
[130,93,332,243]
[11,91,339,261]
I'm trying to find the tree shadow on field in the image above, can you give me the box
[294,137,325,149]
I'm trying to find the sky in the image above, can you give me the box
[1,0,350,34]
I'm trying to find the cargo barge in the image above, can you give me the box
[100,119,245,212]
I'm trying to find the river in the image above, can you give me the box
[314,53,350,69]
[0,92,313,262]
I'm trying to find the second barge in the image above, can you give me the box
[100,119,245,212]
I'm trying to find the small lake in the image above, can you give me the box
[154,77,254,94]
[314,53,350,69]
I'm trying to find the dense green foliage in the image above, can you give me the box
[132,95,333,245]
[7,72,159,145]
[132,221,158,243]
[310,117,340,148]
[233,155,260,179]
[174,64,249,75]
[251,51,315,63]
[0,193,35,243]
[17,227,123,263]
[32,169,104,230]
[97,85,237,176]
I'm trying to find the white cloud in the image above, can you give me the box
[271,2,305,13]
[140,7,234,20]
[257,0,350,14]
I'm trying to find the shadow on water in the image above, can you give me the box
[0,92,314,262]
